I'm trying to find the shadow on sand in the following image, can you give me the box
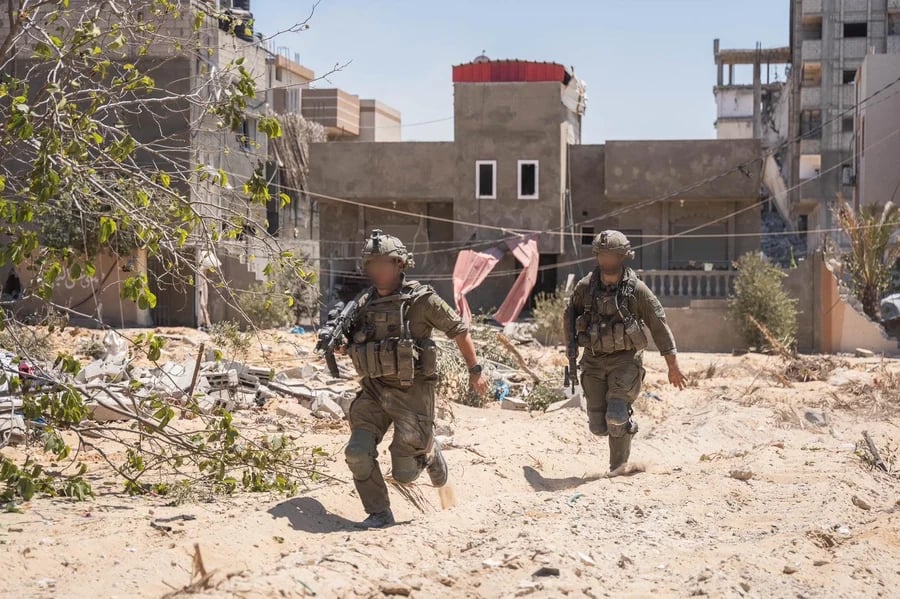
[268,497,359,534]
[522,466,602,492]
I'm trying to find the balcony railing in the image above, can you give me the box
[638,270,736,299]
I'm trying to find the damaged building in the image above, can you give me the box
[308,56,764,350]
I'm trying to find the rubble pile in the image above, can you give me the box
[0,331,360,448]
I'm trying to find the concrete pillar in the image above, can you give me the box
[753,48,762,139]
[661,202,670,268]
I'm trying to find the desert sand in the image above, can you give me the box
[1,329,898,598]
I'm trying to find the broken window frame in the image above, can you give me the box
[842,69,857,85]
[517,160,539,200]
[475,160,496,200]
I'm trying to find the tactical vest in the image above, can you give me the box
[575,269,649,355]
[347,283,438,387]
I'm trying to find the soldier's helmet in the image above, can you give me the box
[361,229,415,269]
[592,230,635,259]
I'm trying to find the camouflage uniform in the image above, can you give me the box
[565,232,677,470]
[343,234,467,517]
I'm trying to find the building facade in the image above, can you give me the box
[787,0,900,248]
[308,57,763,339]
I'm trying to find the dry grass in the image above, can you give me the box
[831,362,900,418]
[749,315,846,383]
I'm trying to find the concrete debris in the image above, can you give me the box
[84,393,140,422]
[854,348,876,358]
[311,395,344,420]
[275,400,312,420]
[203,370,239,391]
[501,397,528,411]
[102,330,128,363]
[76,359,129,384]
[0,414,26,446]
[545,389,582,413]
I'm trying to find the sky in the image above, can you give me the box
[252,0,790,143]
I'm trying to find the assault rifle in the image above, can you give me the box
[315,299,362,378]
[563,307,579,394]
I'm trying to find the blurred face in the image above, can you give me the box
[596,251,625,276]
[365,256,403,290]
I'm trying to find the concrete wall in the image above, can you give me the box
[605,139,762,201]
[453,82,573,253]
[856,55,900,208]
[647,300,744,353]
[302,89,361,137]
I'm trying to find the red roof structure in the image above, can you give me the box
[452,59,572,84]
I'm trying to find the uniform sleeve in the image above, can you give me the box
[423,293,469,339]
[634,283,677,355]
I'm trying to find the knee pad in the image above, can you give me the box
[606,399,638,438]
[345,430,378,481]
[391,454,423,484]
[588,415,609,436]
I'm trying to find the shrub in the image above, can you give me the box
[729,252,798,350]
[238,283,294,330]
[533,287,569,346]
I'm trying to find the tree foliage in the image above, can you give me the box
[0,0,326,505]
[833,199,900,320]
[729,252,798,350]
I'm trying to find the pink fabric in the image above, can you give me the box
[493,237,540,325]
[451,236,541,325]
[452,246,503,323]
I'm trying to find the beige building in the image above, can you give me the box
[853,54,900,210]
[308,57,764,350]
[302,90,402,141]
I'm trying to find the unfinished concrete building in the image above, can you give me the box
[787,0,900,249]
[308,57,764,351]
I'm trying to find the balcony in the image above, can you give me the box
[639,270,736,299]
[802,39,822,60]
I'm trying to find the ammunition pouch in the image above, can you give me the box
[348,337,421,387]
[624,318,648,352]
[418,339,437,377]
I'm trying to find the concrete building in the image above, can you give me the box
[302,90,402,141]
[0,0,322,326]
[853,54,900,209]
[308,57,764,350]
[713,40,791,145]
[787,0,900,247]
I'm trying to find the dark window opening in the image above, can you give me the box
[581,226,595,246]
[843,22,867,38]
[519,162,537,198]
[275,66,283,82]
[266,200,280,237]
[800,109,822,139]
[843,69,857,84]
[797,215,809,242]
[842,116,855,133]
[477,162,494,198]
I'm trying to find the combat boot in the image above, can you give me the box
[355,509,395,529]
[426,438,448,487]
[608,434,633,471]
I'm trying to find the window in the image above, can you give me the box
[517,160,539,200]
[800,109,822,139]
[238,118,257,151]
[581,226,595,246]
[670,224,727,269]
[843,69,857,84]
[475,160,496,199]
[275,66,283,82]
[797,214,809,242]
[842,116,854,133]
[802,17,822,41]
[843,22,867,38]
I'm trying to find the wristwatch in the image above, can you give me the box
[468,364,483,375]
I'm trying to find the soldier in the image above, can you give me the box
[564,230,686,471]
[335,230,489,529]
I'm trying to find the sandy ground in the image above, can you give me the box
[1,329,899,599]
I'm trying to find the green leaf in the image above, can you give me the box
[99,217,117,243]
